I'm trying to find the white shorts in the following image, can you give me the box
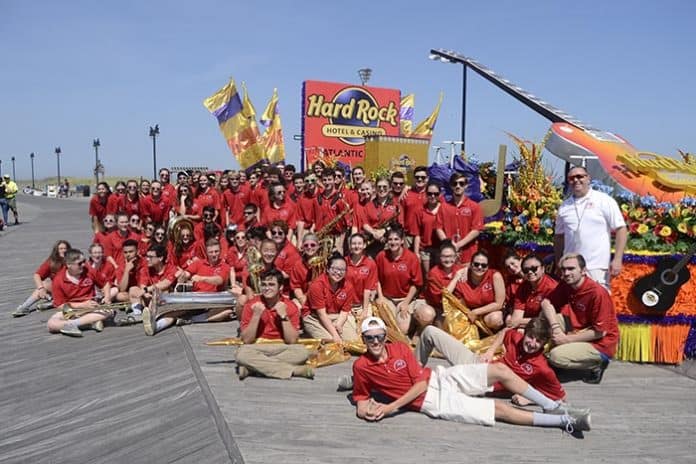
[420,364,495,426]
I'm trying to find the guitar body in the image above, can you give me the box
[632,257,691,312]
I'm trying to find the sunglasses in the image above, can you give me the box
[568,174,587,181]
[415,175,427,180]
[271,230,285,236]
[392,182,404,186]
[426,192,439,197]
[377,185,389,190]
[203,214,214,218]
[471,262,488,269]
[155,232,165,237]
[307,179,317,184]
[451,180,467,187]
[363,333,386,343]
[130,219,140,223]
[522,265,539,273]
[303,242,318,248]
[243,211,255,216]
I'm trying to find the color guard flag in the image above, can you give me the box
[400,93,415,137]
[412,92,443,139]
[260,88,286,164]
[203,79,265,168]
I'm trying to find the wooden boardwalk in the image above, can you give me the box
[1,196,696,463]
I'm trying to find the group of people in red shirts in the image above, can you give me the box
[14,161,617,433]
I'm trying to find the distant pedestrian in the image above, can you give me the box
[3,174,20,224]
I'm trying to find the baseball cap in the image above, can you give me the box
[361,316,386,334]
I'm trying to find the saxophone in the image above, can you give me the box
[245,245,264,294]
[317,203,353,240]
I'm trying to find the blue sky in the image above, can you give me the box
[1,0,695,181]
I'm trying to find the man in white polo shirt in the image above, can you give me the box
[554,166,627,289]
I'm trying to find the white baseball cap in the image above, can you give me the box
[361,316,386,334]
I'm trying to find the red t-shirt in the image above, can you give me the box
[306,273,355,317]
[168,242,198,269]
[86,260,115,288]
[424,264,464,308]
[104,230,141,262]
[115,256,145,290]
[346,255,378,303]
[274,241,302,277]
[52,268,96,307]
[352,199,379,232]
[222,187,251,226]
[352,341,432,411]
[262,200,297,229]
[288,258,311,294]
[195,187,221,213]
[225,247,248,284]
[437,197,483,263]
[106,193,123,215]
[137,262,177,289]
[492,330,565,400]
[513,274,558,318]
[186,259,230,292]
[89,195,109,222]
[547,277,619,357]
[240,295,301,340]
[35,259,62,280]
[118,195,141,217]
[415,205,442,248]
[402,189,426,236]
[454,269,499,309]
[295,190,320,228]
[141,195,171,225]
[160,183,178,209]
[375,249,423,299]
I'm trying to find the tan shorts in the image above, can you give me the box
[420,364,495,426]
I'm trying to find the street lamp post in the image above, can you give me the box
[30,152,35,189]
[93,138,100,186]
[149,124,159,179]
[357,68,372,86]
[55,146,62,186]
[429,50,468,155]
[0,159,2,177]
[11,156,16,180]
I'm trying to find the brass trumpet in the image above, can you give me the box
[61,302,129,319]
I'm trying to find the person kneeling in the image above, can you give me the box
[235,269,313,380]
[353,317,590,433]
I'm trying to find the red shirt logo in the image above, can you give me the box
[393,359,407,371]
[397,263,408,272]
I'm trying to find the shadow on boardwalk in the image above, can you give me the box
[1,196,695,464]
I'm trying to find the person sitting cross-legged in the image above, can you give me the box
[46,249,115,337]
[235,268,314,380]
[352,317,590,433]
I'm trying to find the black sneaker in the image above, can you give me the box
[583,359,609,384]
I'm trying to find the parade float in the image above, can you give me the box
[482,134,696,364]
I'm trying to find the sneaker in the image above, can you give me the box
[36,301,55,311]
[583,359,609,384]
[337,375,354,391]
[564,411,592,433]
[238,365,250,380]
[60,323,83,338]
[142,307,156,336]
[91,320,104,332]
[544,401,590,417]
[12,306,35,317]
[292,365,314,379]
[175,318,193,326]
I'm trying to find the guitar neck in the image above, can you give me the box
[671,243,696,273]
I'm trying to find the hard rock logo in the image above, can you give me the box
[306,87,398,146]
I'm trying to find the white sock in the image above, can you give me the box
[523,386,559,411]
[532,412,565,427]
